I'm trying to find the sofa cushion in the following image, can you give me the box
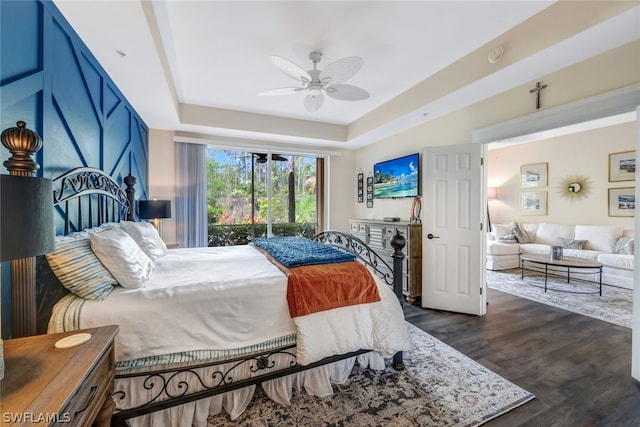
[486,241,521,255]
[574,225,623,253]
[534,223,574,245]
[561,249,602,261]
[519,243,552,255]
[597,253,634,270]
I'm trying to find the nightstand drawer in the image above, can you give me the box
[61,342,115,426]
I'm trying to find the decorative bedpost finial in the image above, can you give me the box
[1,121,43,176]
[124,174,137,221]
[390,230,406,305]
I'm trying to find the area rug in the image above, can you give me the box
[487,268,633,329]
[208,323,534,426]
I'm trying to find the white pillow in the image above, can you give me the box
[120,221,168,261]
[492,224,513,240]
[574,225,623,253]
[534,223,574,245]
[90,228,154,289]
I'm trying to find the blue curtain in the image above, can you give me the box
[176,142,208,247]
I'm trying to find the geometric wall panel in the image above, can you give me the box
[1,0,149,336]
[1,0,149,231]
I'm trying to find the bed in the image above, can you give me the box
[34,167,412,427]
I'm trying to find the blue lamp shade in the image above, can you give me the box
[138,200,171,220]
[0,175,55,261]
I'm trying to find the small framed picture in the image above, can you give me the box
[609,150,635,182]
[608,187,635,217]
[520,191,547,216]
[520,163,547,188]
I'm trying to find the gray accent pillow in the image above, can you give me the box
[554,237,588,250]
[498,232,518,244]
[613,237,634,255]
[512,222,532,243]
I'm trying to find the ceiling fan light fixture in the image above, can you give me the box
[261,50,369,112]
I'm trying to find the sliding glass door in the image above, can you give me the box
[207,149,319,246]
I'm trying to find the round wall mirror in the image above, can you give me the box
[568,182,582,193]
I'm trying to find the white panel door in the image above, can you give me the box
[422,143,486,315]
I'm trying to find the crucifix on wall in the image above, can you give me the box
[529,81,548,110]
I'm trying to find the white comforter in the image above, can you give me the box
[49,245,411,365]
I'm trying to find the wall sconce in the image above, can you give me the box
[138,199,171,238]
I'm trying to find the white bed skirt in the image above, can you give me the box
[119,352,385,427]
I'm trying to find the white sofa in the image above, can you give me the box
[487,223,634,289]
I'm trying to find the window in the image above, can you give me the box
[207,149,320,246]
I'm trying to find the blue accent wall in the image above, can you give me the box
[0,0,149,337]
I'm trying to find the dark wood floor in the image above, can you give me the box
[404,288,640,427]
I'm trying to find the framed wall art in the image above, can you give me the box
[608,150,635,182]
[520,191,547,216]
[608,187,635,217]
[520,162,547,188]
[366,174,374,208]
[357,170,364,203]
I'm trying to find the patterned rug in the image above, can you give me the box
[487,268,633,329]
[208,323,534,426]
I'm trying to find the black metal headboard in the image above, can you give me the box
[35,167,136,334]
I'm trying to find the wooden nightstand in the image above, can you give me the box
[1,325,118,426]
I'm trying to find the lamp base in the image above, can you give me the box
[150,218,163,239]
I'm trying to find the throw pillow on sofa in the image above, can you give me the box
[613,236,634,255]
[554,237,588,250]
[512,221,532,243]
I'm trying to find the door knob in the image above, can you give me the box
[427,233,440,239]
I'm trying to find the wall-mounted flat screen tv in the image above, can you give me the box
[373,153,420,199]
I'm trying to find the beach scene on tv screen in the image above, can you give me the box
[374,155,419,198]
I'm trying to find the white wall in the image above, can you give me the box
[487,121,636,228]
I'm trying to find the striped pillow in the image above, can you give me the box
[46,234,117,300]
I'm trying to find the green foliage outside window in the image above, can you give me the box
[207,149,317,246]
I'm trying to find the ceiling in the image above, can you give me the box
[52,1,640,150]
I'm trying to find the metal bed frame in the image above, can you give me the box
[34,167,406,426]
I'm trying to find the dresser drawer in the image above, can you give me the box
[60,343,114,426]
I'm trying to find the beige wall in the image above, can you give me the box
[350,41,640,225]
[487,121,636,229]
[148,129,177,246]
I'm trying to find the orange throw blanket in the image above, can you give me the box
[255,245,381,317]
[284,260,381,317]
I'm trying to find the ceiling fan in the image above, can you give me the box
[259,51,370,112]
[254,153,287,163]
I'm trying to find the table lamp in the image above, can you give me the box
[1,174,55,379]
[138,199,171,238]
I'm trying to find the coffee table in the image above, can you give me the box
[520,254,603,295]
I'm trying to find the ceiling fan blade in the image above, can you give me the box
[304,92,324,112]
[259,87,303,96]
[269,55,311,82]
[319,56,363,85]
[325,84,370,101]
